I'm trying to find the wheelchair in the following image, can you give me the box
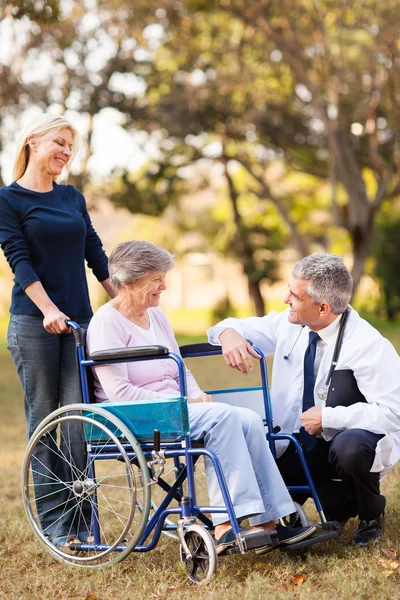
[21,321,341,584]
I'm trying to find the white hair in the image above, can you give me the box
[109,240,174,288]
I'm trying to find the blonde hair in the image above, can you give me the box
[13,114,79,182]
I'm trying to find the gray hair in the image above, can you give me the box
[292,253,353,314]
[109,240,174,289]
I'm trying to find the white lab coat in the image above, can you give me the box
[208,306,400,477]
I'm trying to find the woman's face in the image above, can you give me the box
[29,128,74,177]
[129,271,168,309]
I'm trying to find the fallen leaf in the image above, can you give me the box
[85,595,99,600]
[381,570,394,577]
[293,573,308,585]
[377,559,399,569]
[277,584,296,592]
[382,549,397,560]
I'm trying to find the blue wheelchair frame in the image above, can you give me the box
[67,322,340,560]
[179,342,328,524]
[69,321,248,556]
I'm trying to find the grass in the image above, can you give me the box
[2,322,400,599]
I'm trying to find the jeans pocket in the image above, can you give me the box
[7,317,17,351]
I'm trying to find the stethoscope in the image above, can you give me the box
[283,308,350,402]
[317,308,349,401]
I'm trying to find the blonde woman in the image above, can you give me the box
[0,113,114,546]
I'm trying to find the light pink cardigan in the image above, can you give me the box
[86,303,203,402]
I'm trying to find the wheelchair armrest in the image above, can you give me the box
[180,339,254,357]
[89,345,169,362]
[179,342,220,356]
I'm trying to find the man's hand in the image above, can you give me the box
[301,407,323,435]
[188,392,214,403]
[219,328,260,375]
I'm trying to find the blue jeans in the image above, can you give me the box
[8,314,91,539]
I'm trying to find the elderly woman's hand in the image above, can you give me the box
[218,328,260,375]
[188,392,215,403]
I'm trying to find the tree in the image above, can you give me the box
[3,0,400,297]
[107,0,400,288]
[109,152,288,315]
[216,0,400,287]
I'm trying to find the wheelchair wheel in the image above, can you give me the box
[21,404,151,568]
[180,524,217,584]
[280,501,310,528]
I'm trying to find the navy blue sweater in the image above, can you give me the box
[0,181,109,317]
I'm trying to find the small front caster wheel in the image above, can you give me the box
[180,524,217,584]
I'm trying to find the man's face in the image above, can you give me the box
[284,277,323,328]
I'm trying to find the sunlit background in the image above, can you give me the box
[1,0,400,334]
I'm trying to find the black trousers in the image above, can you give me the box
[276,429,386,521]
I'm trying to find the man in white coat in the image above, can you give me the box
[207,253,400,546]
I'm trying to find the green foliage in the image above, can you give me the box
[4,0,60,22]
[373,216,400,321]
[211,294,236,324]
[110,163,185,216]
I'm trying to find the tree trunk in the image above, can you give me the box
[223,158,267,316]
[249,281,265,316]
[328,131,380,293]
[349,220,373,293]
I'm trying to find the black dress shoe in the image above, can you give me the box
[325,516,350,528]
[352,515,384,547]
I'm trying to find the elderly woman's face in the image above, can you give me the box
[129,271,167,308]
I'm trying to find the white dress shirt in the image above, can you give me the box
[312,314,341,379]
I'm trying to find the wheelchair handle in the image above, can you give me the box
[65,320,86,347]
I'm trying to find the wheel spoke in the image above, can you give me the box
[22,406,151,568]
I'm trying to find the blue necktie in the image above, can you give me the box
[300,331,320,451]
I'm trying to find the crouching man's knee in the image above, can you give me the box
[328,429,379,476]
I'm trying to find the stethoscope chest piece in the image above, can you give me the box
[317,384,330,402]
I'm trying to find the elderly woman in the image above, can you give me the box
[86,240,316,554]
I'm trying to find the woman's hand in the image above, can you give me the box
[219,328,260,375]
[42,307,71,334]
[188,392,215,403]
[24,282,71,334]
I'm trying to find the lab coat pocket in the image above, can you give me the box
[371,431,396,474]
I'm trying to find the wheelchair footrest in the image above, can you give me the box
[243,529,280,551]
[279,520,342,553]
[223,529,280,556]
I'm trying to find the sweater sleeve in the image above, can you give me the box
[0,192,40,290]
[76,190,109,282]
[87,314,174,402]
